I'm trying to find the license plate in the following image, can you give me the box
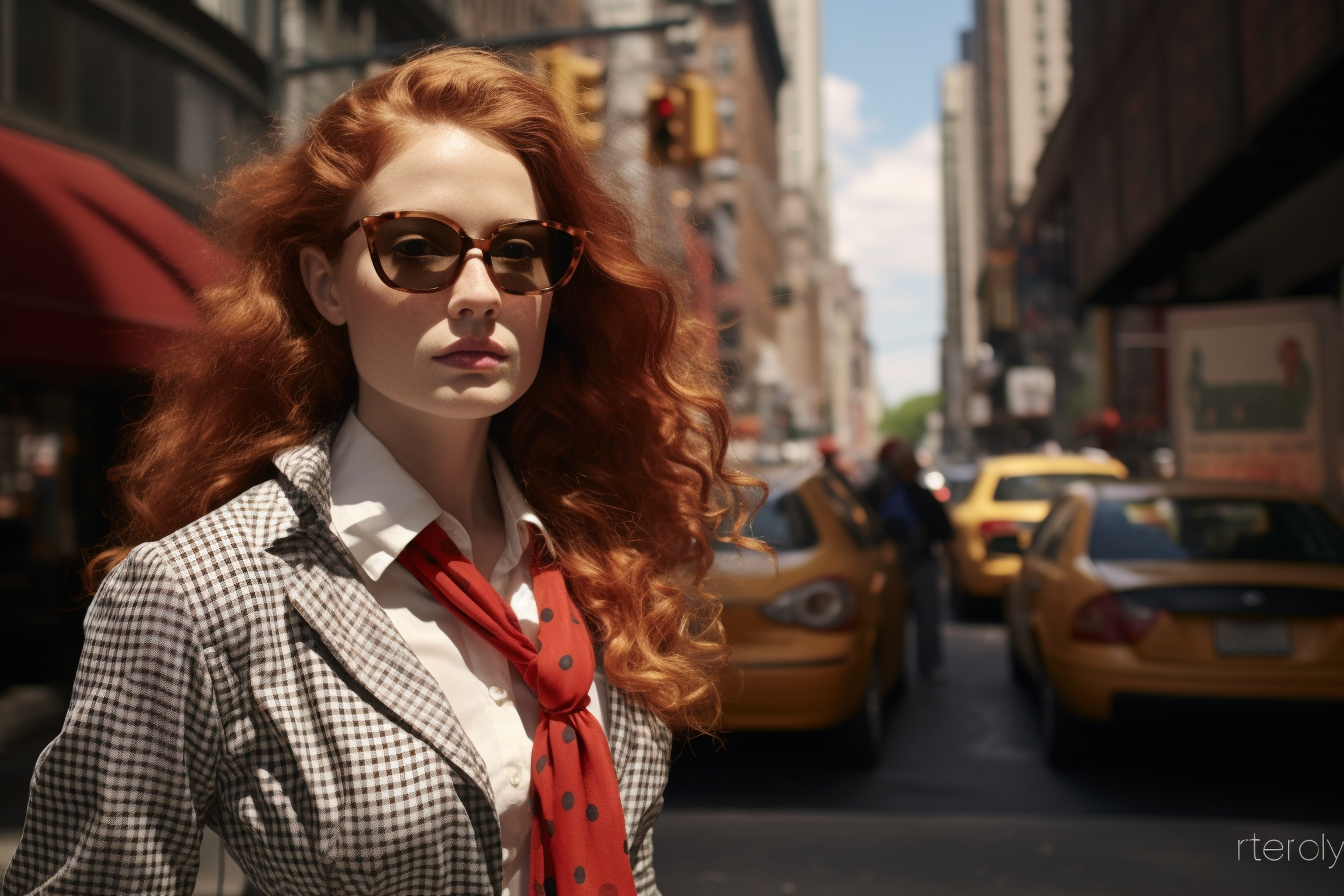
[1212,619,1292,657]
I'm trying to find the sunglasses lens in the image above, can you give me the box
[489,223,578,294]
[371,216,463,290]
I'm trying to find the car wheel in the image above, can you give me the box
[836,654,885,768]
[1040,676,1090,767]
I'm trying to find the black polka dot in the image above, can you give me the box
[574,866,586,885]
[559,655,573,670]
[585,803,599,821]
[562,791,575,810]
[562,725,576,743]
[571,616,581,624]
[540,608,554,622]
[600,885,620,896]
[545,819,555,836]
[536,755,547,773]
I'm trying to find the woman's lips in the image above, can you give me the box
[436,350,505,370]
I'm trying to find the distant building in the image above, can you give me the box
[941,0,1073,456]
[692,0,788,448]
[940,52,983,461]
[771,0,838,444]
[825,263,880,457]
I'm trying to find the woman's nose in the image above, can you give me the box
[446,249,502,319]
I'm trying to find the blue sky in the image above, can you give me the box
[822,0,974,407]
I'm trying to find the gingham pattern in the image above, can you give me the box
[1,430,671,896]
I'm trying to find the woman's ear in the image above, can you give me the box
[298,245,347,326]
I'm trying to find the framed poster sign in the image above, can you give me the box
[1168,299,1341,504]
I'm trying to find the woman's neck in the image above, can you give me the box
[353,391,502,541]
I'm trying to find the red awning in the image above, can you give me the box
[0,126,220,371]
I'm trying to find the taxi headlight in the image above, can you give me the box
[760,579,857,630]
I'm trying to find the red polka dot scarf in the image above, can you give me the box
[399,522,636,896]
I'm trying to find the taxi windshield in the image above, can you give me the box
[1088,498,1344,563]
[714,488,820,551]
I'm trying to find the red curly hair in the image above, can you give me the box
[88,48,763,732]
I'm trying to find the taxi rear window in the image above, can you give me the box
[992,473,1119,502]
[1088,498,1344,563]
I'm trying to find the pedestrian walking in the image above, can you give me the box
[872,439,953,682]
[1,49,762,896]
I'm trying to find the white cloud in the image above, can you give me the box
[867,293,921,315]
[824,75,944,409]
[877,344,940,408]
[823,74,867,145]
[831,123,942,282]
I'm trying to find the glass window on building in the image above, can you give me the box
[713,44,736,75]
[9,0,265,185]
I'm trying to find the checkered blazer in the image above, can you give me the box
[1,431,672,896]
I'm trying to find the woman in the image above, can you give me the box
[2,49,758,896]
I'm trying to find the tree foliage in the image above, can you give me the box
[878,392,942,444]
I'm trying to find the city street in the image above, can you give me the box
[654,610,1344,895]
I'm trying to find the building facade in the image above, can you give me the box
[940,54,983,461]
[1016,0,1344,502]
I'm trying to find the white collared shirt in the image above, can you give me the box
[328,409,607,896]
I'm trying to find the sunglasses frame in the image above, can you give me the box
[338,210,588,296]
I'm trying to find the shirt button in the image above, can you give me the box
[509,767,522,787]
[489,686,508,704]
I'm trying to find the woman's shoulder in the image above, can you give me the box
[157,477,299,564]
[152,429,339,579]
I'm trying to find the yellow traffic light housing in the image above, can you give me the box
[536,45,606,148]
[647,73,719,167]
[678,72,719,161]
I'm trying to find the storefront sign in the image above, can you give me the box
[1168,300,1340,501]
[1006,366,1056,418]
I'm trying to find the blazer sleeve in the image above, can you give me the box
[1,542,221,896]
[630,794,664,896]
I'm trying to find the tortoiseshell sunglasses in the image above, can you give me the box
[339,210,587,296]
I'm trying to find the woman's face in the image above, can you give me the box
[300,123,552,425]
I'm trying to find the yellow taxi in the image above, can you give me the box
[707,465,906,764]
[1005,478,1344,763]
[948,453,1128,614]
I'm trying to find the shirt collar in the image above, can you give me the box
[328,408,548,583]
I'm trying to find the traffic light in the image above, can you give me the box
[647,81,688,164]
[536,45,606,148]
[647,73,719,167]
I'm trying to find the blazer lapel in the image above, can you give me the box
[270,431,495,806]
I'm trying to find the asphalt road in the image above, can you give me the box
[654,607,1344,895]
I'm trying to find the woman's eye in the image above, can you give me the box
[391,237,446,259]
[494,238,540,261]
